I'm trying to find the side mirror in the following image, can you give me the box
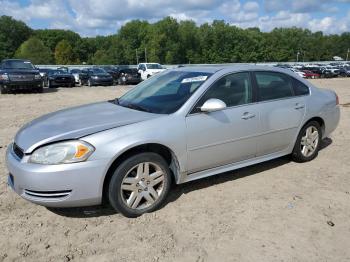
[200,99,227,113]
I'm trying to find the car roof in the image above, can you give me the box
[172,65,295,74]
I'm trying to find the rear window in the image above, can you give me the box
[255,72,294,101]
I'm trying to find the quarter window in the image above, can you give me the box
[293,79,310,96]
[193,72,252,113]
[255,72,294,101]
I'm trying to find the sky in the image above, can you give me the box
[1,0,350,36]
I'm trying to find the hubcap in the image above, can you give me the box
[120,162,165,210]
[300,126,319,157]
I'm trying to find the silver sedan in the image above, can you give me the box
[6,65,340,217]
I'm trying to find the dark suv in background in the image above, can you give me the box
[0,59,43,94]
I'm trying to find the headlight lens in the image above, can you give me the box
[29,141,94,165]
[34,74,41,79]
[0,74,9,81]
[92,76,99,79]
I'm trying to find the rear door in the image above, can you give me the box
[253,71,307,156]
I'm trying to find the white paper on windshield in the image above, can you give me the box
[181,76,208,83]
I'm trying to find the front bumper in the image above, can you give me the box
[6,145,110,208]
[1,80,42,90]
[90,78,114,86]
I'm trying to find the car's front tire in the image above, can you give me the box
[108,153,172,218]
[292,121,322,163]
[0,85,8,94]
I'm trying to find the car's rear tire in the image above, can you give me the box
[108,152,172,218]
[292,121,322,163]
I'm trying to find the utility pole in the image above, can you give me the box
[346,48,349,62]
[297,51,300,62]
[145,48,147,63]
[136,49,139,64]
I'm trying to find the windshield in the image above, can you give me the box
[91,68,107,74]
[2,60,35,69]
[146,64,163,69]
[49,70,68,75]
[118,70,212,114]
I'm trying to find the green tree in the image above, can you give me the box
[0,16,33,60]
[91,50,115,64]
[15,37,53,64]
[54,40,75,64]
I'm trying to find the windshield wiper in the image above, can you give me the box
[124,103,152,113]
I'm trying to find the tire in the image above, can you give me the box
[108,152,172,218]
[88,79,92,87]
[48,80,53,88]
[292,121,322,163]
[36,86,43,93]
[0,85,8,94]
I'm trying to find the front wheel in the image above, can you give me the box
[108,153,172,218]
[292,121,321,163]
[0,85,8,94]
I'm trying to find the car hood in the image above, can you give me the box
[92,74,112,77]
[51,74,73,78]
[15,101,160,153]
[148,69,165,74]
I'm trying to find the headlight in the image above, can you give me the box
[34,74,41,79]
[29,141,94,165]
[92,76,99,79]
[0,74,9,81]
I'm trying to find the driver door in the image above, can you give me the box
[185,72,260,173]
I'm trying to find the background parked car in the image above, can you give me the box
[70,69,89,86]
[137,63,166,80]
[99,66,120,83]
[47,69,75,88]
[289,68,306,78]
[302,70,320,79]
[0,59,43,94]
[86,68,114,86]
[117,68,142,85]
[38,68,51,87]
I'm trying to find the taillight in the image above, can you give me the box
[335,93,339,105]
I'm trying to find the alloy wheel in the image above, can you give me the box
[120,162,165,210]
[300,126,319,157]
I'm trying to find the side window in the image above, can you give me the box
[293,79,309,96]
[255,72,294,101]
[192,72,252,113]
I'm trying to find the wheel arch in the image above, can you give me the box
[102,143,181,203]
[303,116,325,137]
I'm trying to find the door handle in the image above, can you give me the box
[241,112,256,120]
[294,103,305,110]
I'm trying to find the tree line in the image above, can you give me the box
[1,15,349,65]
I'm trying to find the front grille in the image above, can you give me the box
[9,74,34,81]
[12,143,24,159]
[24,189,72,199]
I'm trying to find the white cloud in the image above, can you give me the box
[0,0,349,36]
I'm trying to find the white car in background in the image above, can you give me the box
[137,63,166,80]
[290,68,306,78]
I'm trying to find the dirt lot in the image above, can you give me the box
[0,79,349,262]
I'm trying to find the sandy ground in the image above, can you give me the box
[0,79,349,262]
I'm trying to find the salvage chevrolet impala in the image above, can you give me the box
[6,66,340,217]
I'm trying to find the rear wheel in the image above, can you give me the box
[108,153,172,218]
[292,121,321,163]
